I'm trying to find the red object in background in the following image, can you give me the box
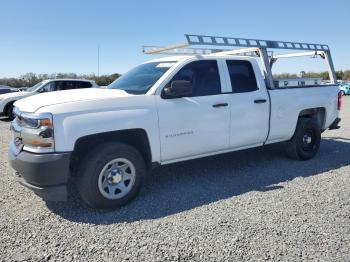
[338,92,342,111]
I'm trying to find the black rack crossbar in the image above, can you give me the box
[185,34,329,52]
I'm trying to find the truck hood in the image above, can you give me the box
[14,88,131,113]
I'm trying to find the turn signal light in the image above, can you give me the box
[39,118,52,127]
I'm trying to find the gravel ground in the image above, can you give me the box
[0,98,350,261]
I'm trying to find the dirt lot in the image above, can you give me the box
[0,97,349,261]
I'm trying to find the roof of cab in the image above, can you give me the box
[147,56,191,63]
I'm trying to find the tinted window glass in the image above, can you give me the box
[41,82,57,92]
[76,81,92,88]
[56,81,75,90]
[54,81,63,90]
[226,60,258,93]
[170,60,221,97]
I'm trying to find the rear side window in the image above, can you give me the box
[76,81,92,88]
[170,60,221,97]
[226,60,258,93]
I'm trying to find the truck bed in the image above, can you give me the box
[266,85,339,144]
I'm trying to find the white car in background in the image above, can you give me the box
[0,85,17,94]
[0,79,99,119]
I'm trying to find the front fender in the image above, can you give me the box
[40,96,161,163]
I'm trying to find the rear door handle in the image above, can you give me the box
[212,103,228,108]
[254,99,267,104]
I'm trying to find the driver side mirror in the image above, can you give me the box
[162,80,192,98]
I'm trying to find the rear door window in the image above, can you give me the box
[226,60,258,93]
[56,81,75,90]
[76,81,92,88]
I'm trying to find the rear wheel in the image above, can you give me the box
[339,90,345,96]
[76,142,146,209]
[286,118,321,160]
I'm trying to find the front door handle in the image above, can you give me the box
[212,103,228,108]
[254,99,267,104]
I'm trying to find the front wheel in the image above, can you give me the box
[339,90,345,96]
[76,142,146,209]
[286,118,321,160]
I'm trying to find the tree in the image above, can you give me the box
[336,70,344,80]
[343,70,350,80]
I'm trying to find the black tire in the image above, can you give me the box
[286,118,321,160]
[76,142,146,209]
[340,90,345,96]
[5,103,15,120]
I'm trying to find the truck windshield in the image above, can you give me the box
[26,81,46,92]
[108,62,176,94]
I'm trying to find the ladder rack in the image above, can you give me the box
[185,34,330,52]
[142,34,337,88]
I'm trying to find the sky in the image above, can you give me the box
[0,0,349,78]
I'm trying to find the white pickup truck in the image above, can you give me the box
[8,35,341,209]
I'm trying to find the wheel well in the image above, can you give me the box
[4,101,14,116]
[298,108,326,129]
[71,129,152,174]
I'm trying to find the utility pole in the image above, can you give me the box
[97,45,100,77]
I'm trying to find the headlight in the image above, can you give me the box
[12,109,54,153]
